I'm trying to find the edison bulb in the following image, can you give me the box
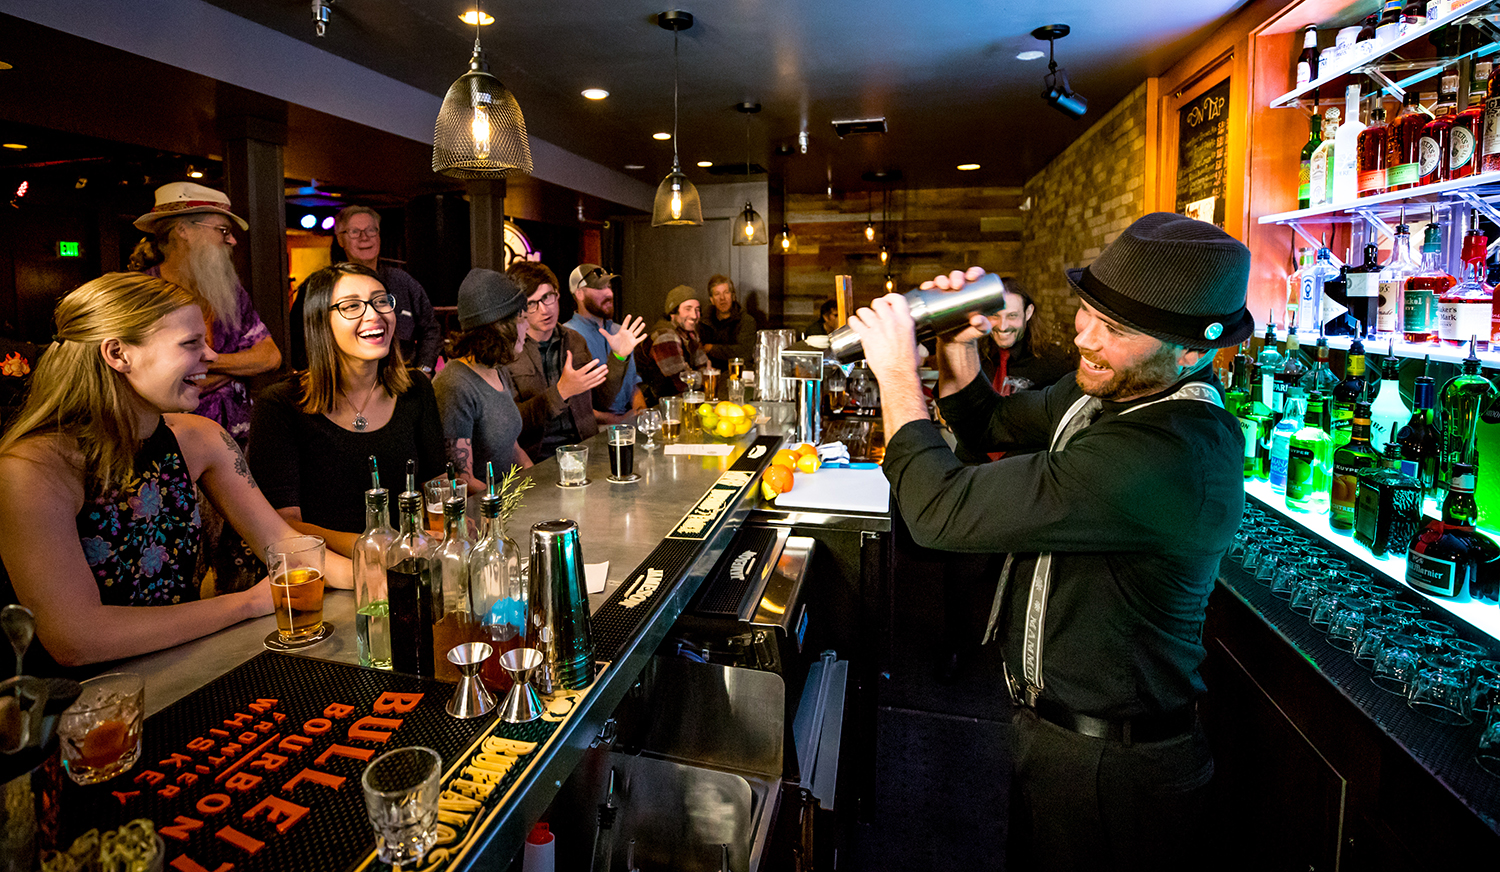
[780,234,792,251]
[471,107,492,161]
[879,246,889,264]
[744,221,755,239]
[670,189,683,221]
[864,223,875,242]
[885,276,894,292]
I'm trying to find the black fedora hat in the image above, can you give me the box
[1065,212,1253,349]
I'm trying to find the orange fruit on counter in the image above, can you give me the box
[795,443,818,457]
[772,449,799,469]
[760,464,795,499]
[795,452,821,474]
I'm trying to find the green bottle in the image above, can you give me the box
[1288,395,1334,514]
[1331,401,1380,531]
[1438,336,1499,489]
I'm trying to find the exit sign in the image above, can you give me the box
[57,241,80,257]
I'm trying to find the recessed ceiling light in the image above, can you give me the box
[2,143,26,150]
[1016,50,1046,61]
[188,170,204,179]
[0,61,12,71]
[653,132,672,141]
[696,160,712,167]
[957,163,981,171]
[625,164,645,170]
[582,88,609,100]
[459,11,494,25]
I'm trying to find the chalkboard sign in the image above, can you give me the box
[1175,78,1231,227]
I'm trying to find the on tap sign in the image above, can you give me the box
[1175,77,1231,228]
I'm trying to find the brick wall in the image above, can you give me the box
[1020,82,1149,348]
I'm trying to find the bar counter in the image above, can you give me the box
[103,427,778,870]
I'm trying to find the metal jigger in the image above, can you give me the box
[446,643,497,719]
[498,647,545,723]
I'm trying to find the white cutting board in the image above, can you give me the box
[773,466,891,513]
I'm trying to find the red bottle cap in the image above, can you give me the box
[528,822,554,846]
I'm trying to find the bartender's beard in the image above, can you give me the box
[1077,342,1187,402]
[181,240,243,332]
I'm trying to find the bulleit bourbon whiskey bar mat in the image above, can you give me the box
[58,652,569,872]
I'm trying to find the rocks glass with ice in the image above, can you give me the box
[556,444,589,487]
[362,746,442,865]
[59,672,144,785]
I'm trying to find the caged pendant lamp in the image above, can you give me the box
[433,4,533,179]
[731,102,767,246]
[652,11,703,226]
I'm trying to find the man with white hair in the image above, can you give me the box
[129,182,281,441]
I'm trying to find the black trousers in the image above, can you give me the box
[1007,707,1214,872]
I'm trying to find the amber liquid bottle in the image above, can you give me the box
[1387,90,1428,192]
[1481,56,1500,172]
[1450,62,1491,181]
[1357,106,1389,198]
[1405,222,1454,343]
[1418,74,1460,186]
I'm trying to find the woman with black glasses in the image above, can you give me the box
[247,263,445,557]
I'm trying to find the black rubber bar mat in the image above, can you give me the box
[56,651,561,872]
[592,435,779,659]
[1228,498,1500,832]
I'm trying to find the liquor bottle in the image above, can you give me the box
[1441,211,1492,348]
[1404,0,1430,26]
[1397,361,1442,498]
[1275,328,1311,415]
[1295,25,1320,86]
[1449,61,1490,180]
[1226,343,1250,416]
[1287,247,1314,329]
[1270,389,1307,494]
[1438,336,1499,486]
[1357,105,1389,198]
[1244,374,1275,481]
[1476,390,1500,532]
[1386,89,1427,192]
[1332,401,1381,531]
[1306,241,1346,334]
[1299,332,1341,406]
[1321,259,1359,337]
[1418,72,1460,185]
[1355,441,1425,556]
[1378,216,1420,335]
[1333,84,1365,203]
[1258,320,1285,413]
[1309,108,1340,207]
[1288,394,1335,514]
[1345,243,1382,335]
[1298,113,1323,210]
[431,481,478,683]
[1484,46,1500,172]
[1332,338,1370,446]
[388,461,437,677]
[1404,218,1453,343]
[1375,0,1409,43]
[1230,347,1268,479]
[469,465,524,691]
[1368,344,1411,452]
[1407,463,1500,602]
[352,460,396,670]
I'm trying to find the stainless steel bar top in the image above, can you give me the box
[123,429,760,716]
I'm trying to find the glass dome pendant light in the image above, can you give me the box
[651,11,703,226]
[731,102,767,246]
[432,1,533,178]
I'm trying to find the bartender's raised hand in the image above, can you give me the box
[605,315,648,360]
[557,351,609,400]
[920,267,993,345]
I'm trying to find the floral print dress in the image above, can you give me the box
[76,420,202,606]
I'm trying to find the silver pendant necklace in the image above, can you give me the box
[350,378,379,431]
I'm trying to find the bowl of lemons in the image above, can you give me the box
[697,400,758,440]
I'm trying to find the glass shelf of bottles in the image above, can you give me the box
[1258,171,1500,224]
[1246,478,1500,641]
[1268,0,1497,109]
[1251,328,1500,365]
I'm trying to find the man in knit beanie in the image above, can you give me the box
[635,284,708,405]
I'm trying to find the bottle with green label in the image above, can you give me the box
[1288,395,1334,514]
[1331,401,1380,531]
[1438,336,1498,488]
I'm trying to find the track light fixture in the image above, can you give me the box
[1033,24,1087,119]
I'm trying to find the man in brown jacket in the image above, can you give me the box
[503,262,643,460]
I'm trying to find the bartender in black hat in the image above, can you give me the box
[846,213,1250,871]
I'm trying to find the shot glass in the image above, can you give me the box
[362,746,442,865]
[1325,595,1373,651]
[606,424,637,482]
[556,444,589,487]
[59,673,144,785]
[1371,632,1424,696]
[268,535,328,646]
[1408,654,1474,726]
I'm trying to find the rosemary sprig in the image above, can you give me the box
[498,464,535,524]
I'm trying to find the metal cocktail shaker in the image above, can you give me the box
[825,272,1009,363]
[528,519,595,693]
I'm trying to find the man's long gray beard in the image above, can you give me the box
[183,240,242,332]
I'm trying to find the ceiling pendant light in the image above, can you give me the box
[772,176,795,253]
[731,102,767,246]
[433,2,533,178]
[885,274,895,292]
[864,192,876,242]
[652,11,702,226]
[879,245,889,265]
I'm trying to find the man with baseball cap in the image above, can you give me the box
[128,181,281,441]
[847,212,1250,870]
[562,264,647,423]
[635,284,708,405]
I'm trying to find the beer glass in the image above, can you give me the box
[606,424,638,482]
[267,535,329,648]
[660,397,684,442]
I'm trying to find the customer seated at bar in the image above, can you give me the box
[636,284,708,405]
[247,263,445,557]
[0,273,351,672]
[503,262,639,461]
[562,263,648,425]
[433,268,532,493]
[699,274,759,371]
